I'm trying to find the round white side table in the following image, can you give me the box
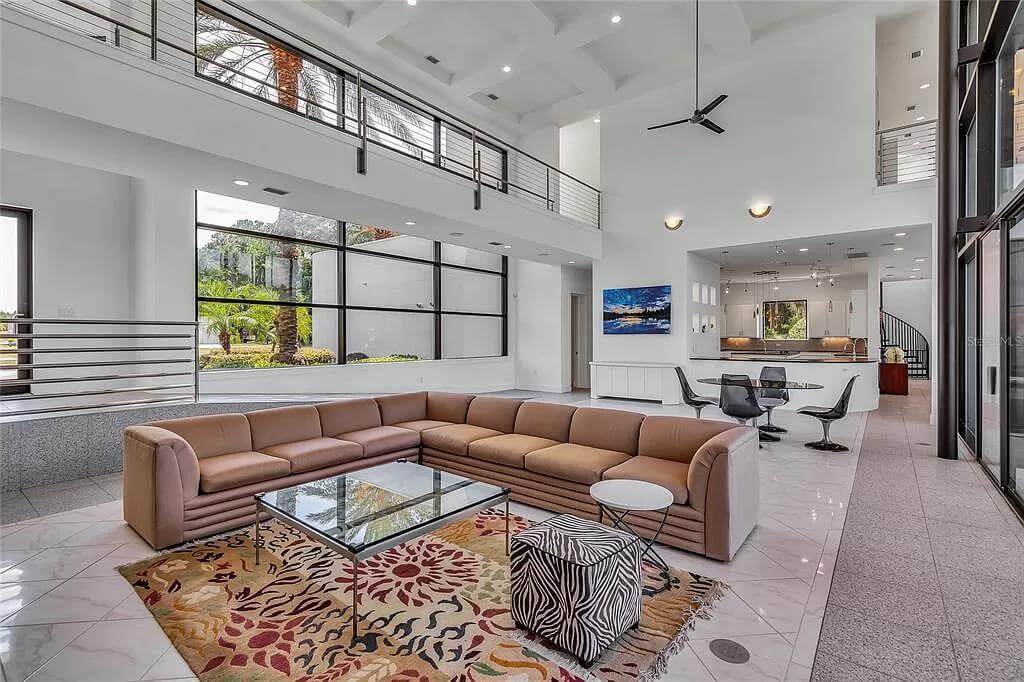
[589,479,673,571]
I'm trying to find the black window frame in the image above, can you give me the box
[760,299,809,341]
[194,192,507,368]
[1,205,32,396]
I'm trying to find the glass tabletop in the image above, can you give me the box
[697,378,824,389]
[257,461,508,555]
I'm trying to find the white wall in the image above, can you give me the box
[876,6,939,130]
[0,151,134,319]
[595,6,935,375]
[882,278,933,348]
[515,259,565,392]
[686,253,721,357]
[559,119,600,188]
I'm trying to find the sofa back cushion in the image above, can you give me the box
[514,402,576,442]
[638,415,737,464]
[568,407,644,455]
[466,397,523,433]
[376,392,426,425]
[150,413,252,460]
[427,392,474,423]
[318,399,382,436]
[246,405,322,451]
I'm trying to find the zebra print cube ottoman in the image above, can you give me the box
[510,514,642,666]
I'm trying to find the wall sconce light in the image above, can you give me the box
[748,203,772,219]
[849,301,854,314]
[664,216,684,230]
[827,299,833,313]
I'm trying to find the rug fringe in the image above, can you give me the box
[634,580,728,682]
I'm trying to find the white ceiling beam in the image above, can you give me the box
[447,1,665,98]
[697,0,751,54]
[345,1,418,45]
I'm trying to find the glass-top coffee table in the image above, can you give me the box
[254,460,510,641]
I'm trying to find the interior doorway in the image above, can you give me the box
[570,293,591,390]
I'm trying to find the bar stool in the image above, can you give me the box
[797,377,858,452]
[675,366,718,418]
[757,366,790,434]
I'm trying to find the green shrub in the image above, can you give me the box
[295,347,336,365]
[349,354,420,363]
[200,347,336,370]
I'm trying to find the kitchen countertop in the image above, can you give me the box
[691,354,878,363]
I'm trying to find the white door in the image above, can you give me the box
[570,294,591,389]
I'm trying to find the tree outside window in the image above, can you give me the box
[762,300,808,340]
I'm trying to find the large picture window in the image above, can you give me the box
[196,192,506,370]
[762,300,808,340]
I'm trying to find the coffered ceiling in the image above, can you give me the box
[254,0,868,136]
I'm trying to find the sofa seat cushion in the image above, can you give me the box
[198,452,290,494]
[422,424,503,456]
[525,444,632,485]
[336,426,419,458]
[469,434,559,468]
[394,420,452,433]
[601,456,689,505]
[261,437,362,474]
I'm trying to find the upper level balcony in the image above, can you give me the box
[0,0,602,260]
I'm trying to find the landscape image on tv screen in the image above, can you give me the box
[603,285,671,334]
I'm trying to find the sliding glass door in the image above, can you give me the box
[961,248,979,453]
[1008,218,1024,502]
[980,229,1003,480]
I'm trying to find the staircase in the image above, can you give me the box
[880,311,929,379]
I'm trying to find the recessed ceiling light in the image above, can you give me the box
[799,247,809,252]
[502,65,511,73]
[909,275,917,278]
[404,221,416,226]
[503,244,512,249]
[611,14,622,23]
[914,257,926,262]
[568,260,576,264]
[912,267,921,271]
[593,118,601,124]
[894,247,905,251]
[915,116,925,121]
[920,83,931,89]
[895,232,906,237]
[233,179,249,186]
[449,231,464,237]
[406,0,417,5]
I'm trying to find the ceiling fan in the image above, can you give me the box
[647,0,728,135]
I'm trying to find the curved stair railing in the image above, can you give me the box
[880,310,929,379]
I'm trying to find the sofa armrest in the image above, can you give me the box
[686,426,760,561]
[122,425,200,549]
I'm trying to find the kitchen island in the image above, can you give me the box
[688,352,879,412]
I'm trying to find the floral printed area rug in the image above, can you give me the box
[118,510,724,681]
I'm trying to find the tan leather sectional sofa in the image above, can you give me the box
[123,392,760,560]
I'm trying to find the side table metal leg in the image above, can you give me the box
[351,559,359,643]
[254,517,260,566]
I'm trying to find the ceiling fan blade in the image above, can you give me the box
[699,93,728,115]
[699,118,725,134]
[647,117,692,131]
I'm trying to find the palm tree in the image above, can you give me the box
[199,301,256,354]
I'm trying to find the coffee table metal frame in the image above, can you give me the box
[253,468,510,643]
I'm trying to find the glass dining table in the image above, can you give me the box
[697,377,824,442]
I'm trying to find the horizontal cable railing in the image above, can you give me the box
[876,119,937,186]
[0,318,198,416]
[2,0,602,228]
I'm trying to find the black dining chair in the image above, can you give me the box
[675,366,718,418]
[797,376,858,452]
[719,374,777,444]
[757,366,790,434]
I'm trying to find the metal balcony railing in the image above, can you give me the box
[876,119,937,186]
[0,318,198,416]
[1,0,602,228]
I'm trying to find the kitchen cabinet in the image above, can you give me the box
[825,297,848,336]
[847,290,868,337]
[725,304,757,337]
[808,301,828,337]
